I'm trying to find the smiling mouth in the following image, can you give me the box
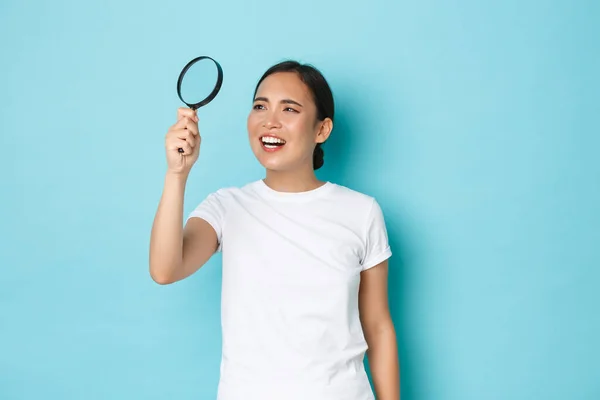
[260,136,286,149]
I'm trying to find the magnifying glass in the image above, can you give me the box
[176,56,223,152]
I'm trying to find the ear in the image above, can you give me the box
[315,118,333,144]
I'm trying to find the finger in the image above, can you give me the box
[171,128,196,147]
[170,138,193,155]
[177,107,198,122]
[171,115,191,130]
[185,118,199,136]
[192,135,201,155]
[183,130,195,148]
[169,116,197,134]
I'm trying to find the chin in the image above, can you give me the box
[256,157,291,172]
[250,142,309,172]
[252,152,293,172]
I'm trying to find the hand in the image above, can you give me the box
[165,107,200,175]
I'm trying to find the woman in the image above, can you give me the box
[149,60,400,400]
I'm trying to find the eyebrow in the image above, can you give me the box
[253,96,304,107]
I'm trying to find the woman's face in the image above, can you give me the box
[247,72,331,172]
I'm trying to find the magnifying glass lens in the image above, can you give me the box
[175,56,224,153]
[179,59,220,107]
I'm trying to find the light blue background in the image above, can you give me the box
[1,0,598,399]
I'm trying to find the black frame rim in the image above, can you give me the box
[176,56,223,110]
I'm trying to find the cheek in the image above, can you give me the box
[282,114,303,132]
[247,113,259,134]
[286,117,314,142]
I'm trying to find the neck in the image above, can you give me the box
[263,166,325,193]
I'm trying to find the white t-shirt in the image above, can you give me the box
[187,179,392,400]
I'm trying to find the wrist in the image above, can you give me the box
[165,170,190,185]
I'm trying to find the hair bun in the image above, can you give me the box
[313,144,324,170]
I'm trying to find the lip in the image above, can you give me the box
[259,133,286,153]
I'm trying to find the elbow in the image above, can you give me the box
[149,264,177,285]
[151,274,173,285]
[362,316,396,341]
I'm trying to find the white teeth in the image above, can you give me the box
[261,136,285,144]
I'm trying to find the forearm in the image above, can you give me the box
[366,323,400,400]
[149,172,188,282]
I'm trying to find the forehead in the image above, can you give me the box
[255,72,312,101]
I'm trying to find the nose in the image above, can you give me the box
[263,111,281,129]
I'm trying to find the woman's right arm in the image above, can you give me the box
[148,108,218,285]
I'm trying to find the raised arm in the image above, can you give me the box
[148,107,218,285]
[149,173,218,285]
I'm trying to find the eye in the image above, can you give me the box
[284,107,298,113]
[253,104,265,110]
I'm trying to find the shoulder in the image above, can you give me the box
[325,182,389,228]
[327,182,381,210]
[199,180,263,203]
[188,180,262,219]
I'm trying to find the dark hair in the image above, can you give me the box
[253,60,334,170]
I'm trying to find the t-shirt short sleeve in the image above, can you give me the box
[361,198,392,270]
[186,190,226,252]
